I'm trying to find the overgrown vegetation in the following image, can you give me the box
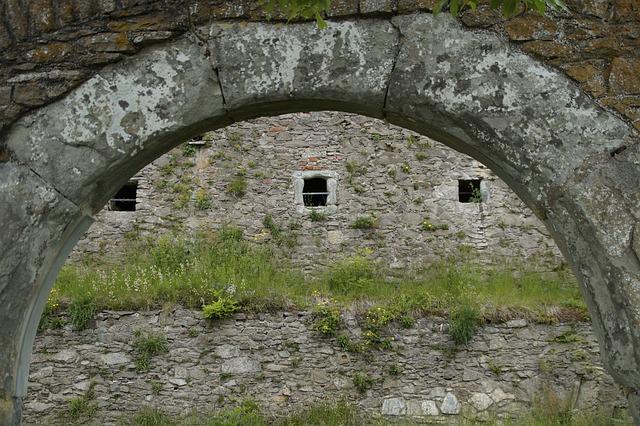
[350,215,377,230]
[449,303,480,345]
[194,189,212,210]
[434,0,567,17]
[133,329,168,372]
[263,214,298,248]
[45,230,587,338]
[68,298,97,330]
[312,303,342,336]
[308,209,327,222]
[66,382,97,422]
[352,372,374,393]
[202,291,239,320]
[421,217,449,231]
[226,175,248,198]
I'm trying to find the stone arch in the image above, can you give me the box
[0,13,639,424]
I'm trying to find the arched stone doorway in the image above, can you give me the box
[1,13,638,424]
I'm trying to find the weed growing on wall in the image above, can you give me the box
[421,218,449,231]
[133,329,168,372]
[128,406,173,425]
[194,189,212,210]
[312,302,341,336]
[449,303,480,345]
[67,382,97,421]
[123,396,629,425]
[68,298,97,331]
[172,182,191,209]
[309,210,327,222]
[352,372,374,393]
[202,291,239,320]
[226,175,247,198]
[182,144,196,157]
[263,214,298,249]
[324,255,377,294]
[350,215,377,230]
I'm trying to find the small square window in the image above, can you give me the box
[109,181,138,211]
[458,179,482,203]
[293,171,337,214]
[302,177,329,206]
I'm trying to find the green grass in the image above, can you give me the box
[226,176,247,197]
[45,229,587,331]
[66,382,97,421]
[133,330,168,372]
[350,215,377,229]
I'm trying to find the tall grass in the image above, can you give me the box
[47,228,587,323]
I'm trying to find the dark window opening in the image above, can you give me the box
[109,181,138,211]
[458,179,482,203]
[303,177,328,207]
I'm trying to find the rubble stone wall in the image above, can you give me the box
[71,112,563,271]
[23,309,627,424]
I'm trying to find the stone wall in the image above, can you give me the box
[23,309,627,424]
[71,111,563,271]
[1,0,638,146]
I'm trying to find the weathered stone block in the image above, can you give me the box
[360,0,395,14]
[566,0,610,19]
[25,42,72,63]
[0,161,83,405]
[76,32,135,53]
[327,0,358,16]
[27,0,57,35]
[520,40,574,60]
[505,15,557,41]
[397,0,438,13]
[610,57,640,94]
[381,397,406,415]
[210,19,400,120]
[440,392,461,414]
[460,5,502,28]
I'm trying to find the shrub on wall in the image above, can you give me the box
[202,291,239,320]
[350,216,378,230]
[449,303,479,345]
[227,176,247,198]
[195,189,212,210]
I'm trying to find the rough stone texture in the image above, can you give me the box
[0,0,639,134]
[22,309,627,424]
[210,19,399,120]
[5,37,227,212]
[0,162,83,425]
